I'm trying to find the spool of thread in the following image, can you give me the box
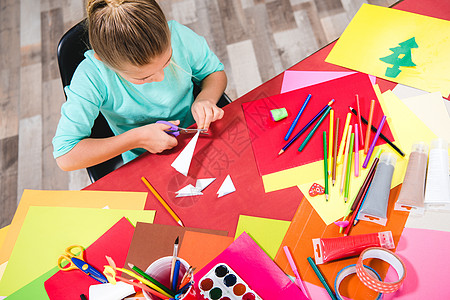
[395,142,429,215]
[358,152,396,226]
[270,108,288,121]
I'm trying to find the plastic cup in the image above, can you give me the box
[143,256,195,300]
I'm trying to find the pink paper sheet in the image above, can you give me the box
[281,70,376,94]
[44,218,135,299]
[384,228,450,299]
[194,232,307,299]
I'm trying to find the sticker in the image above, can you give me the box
[309,183,325,197]
[198,263,261,300]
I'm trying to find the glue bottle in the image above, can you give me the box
[358,152,396,226]
[395,142,428,215]
[424,138,450,209]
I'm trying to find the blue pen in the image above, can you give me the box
[284,94,312,141]
[172,260,181,291]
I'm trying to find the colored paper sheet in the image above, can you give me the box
[195,232,307,299]
[0,262,6,282]
[0,206,155,296]
[383,228,450,299]
[281,70,376,94]
[274,196,408,300]
[0,225,9,251]
[124,222,228,277]
[178,231,234,272]
[0,189,147,265]
[242,72,394,192]
[325,4,450,97]
[5,267,56,300]
[44,218,137,300]
[234,215,290,259]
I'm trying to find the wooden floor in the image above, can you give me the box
[0,0,396,227]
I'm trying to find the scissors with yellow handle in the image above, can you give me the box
[57,245,108,283]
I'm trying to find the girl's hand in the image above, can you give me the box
[134,120,179,153]
[191,98,224,130]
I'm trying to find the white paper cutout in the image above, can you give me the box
[217,175,236,198]
[175,184,203,197]
[195,178,216,191]
[171,131,200,176]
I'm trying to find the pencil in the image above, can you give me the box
[332,118,339,186]
[117,267,173,298]
[284,94,311,141]
[362,116,386,168]
[364,100,375,154]
[141,176,184,227]
[337,113,352,164]
[298,106,332,152]
[340,126,352,195]
[348,106,404,157]
[354,124,359,177]
[307,257,337,300]
[344,132,354,202]
[323,131,328,201]
[170,236,179,288]
[279,100,335,155]
[328,109,334,176]
[128,263,174,297]
[355,94,364,148]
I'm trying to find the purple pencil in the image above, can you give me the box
[355,124,359,177]
[362,116,386,168]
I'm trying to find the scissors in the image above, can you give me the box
[156,120,208,136]
[57,245,108,283]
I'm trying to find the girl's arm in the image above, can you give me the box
[191,70,228,130]
[56,121,178,171]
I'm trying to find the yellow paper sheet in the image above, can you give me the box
[234,215,290,259]
[326,4,450,97]
[0,206,155,296]
[0,189,147,265]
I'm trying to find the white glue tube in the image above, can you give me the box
[424,138,450,209]
[395,142,429,215]
[358,152,396,226]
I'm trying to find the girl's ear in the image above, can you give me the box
[93,52,102,61]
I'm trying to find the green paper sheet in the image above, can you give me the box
[234,215,290,259]
[5,267,57,300]
[0,206,155,297]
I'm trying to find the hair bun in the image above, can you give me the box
[106,0,125,7]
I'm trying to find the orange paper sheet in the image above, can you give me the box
[178,231,234,273]
[274,186,408,300]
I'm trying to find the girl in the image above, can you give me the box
[53,0,227,171]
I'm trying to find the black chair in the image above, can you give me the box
[57,19,232,182]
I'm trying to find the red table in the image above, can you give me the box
[85,0,450,237]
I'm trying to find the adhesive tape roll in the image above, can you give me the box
[334,264,382,300]
[356,247,406,293]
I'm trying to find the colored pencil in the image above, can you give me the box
[172,260,181,291]
[307,257,337,300]
[348,106,404,157]
[328,109,334,176]
[323,131,328,201]
[332,118,339,186]
[340,125,352,195]
[354,124,359,177]
[114,274,170,299]
[128,263,174,296]
[355,94,364,148]
[362,116,386,168]
[170,236,179,288]
[284,246,309,298]
[141,176,184,227]
[284,94,312,141]
[117,267,173,298]
[337,113,352,164]
[344,133,354,202]
[279,100,335,155]
[364,100,375,154]
[298,106,332,152]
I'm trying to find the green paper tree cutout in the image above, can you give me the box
[380,37,418,78]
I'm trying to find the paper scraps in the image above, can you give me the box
[175,178,216,197]
[171,131,200,176]
[217,175,236,198]
[379,37,418,78]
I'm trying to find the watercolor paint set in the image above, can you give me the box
[198,263,261,300]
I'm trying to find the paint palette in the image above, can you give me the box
[198,263,262,300]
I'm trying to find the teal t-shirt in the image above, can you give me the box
[53,20,224,163]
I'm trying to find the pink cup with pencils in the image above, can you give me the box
[143,256,195,300]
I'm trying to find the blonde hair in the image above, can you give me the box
[86,0,170,71]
